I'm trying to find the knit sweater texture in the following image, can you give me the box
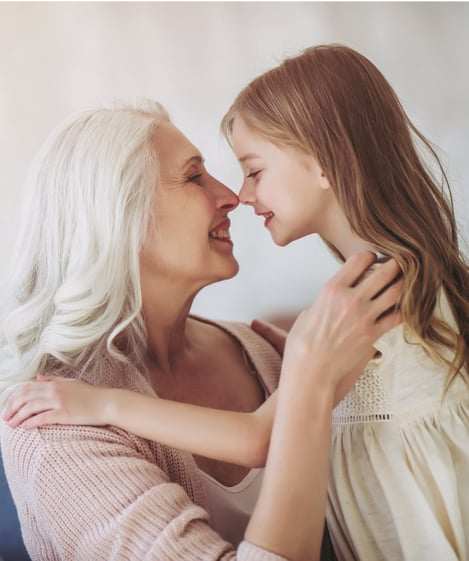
[0,320,287,561]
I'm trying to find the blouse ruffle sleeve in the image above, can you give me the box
[328,292,469,561]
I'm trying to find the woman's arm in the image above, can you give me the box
[3,252,402,561]
[3,376,276,468]
[245,252,403,561]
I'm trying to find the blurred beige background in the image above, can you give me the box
[1,2,468,323]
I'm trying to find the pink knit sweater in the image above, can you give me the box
[0,320,286,561]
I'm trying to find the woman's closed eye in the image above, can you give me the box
[186,172,204,184]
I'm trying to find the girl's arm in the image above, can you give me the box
[2,376,276,468]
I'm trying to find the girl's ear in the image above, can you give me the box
[319,171,331,190]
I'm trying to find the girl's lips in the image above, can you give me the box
[260,211,274,227]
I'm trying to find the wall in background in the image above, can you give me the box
[1,2,468,323]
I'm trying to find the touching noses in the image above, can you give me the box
[211,178,239,212]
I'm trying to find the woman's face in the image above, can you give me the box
[231,116,337,246]
[140,122,239,289]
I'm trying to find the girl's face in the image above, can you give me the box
[231,116,337,246]
[140,122,240,290]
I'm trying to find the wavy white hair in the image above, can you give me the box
[0,97,169,406]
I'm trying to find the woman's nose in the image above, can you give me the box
[213,179,239,211]
[238,179,256,206]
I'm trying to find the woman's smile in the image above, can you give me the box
[209,218,233,244]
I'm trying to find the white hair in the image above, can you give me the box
[0,97,170,406]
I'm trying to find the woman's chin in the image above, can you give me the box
[208,258,240,285]
[223,259,240,280]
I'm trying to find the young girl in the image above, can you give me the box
[4,44,469,560]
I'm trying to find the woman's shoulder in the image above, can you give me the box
[0,405,205,506]
[190,315,282,394]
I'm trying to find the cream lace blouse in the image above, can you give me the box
[328,292,469,561]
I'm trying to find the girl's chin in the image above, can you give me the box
[270,230,292,247]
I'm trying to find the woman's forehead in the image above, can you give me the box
[153,122,202,175]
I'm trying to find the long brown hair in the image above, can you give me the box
[222,44,469,388]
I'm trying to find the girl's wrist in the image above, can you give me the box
[101,388,123,425]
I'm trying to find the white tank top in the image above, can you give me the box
[199,467,264,546]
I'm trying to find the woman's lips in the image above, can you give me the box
[209,229,231,240]
[209,219,232,244]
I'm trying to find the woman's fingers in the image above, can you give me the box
[336,252,403,325]
[358,257,402,299]
[281,252,404,390]
[371,276,404,318]
[334,251,378,287]
[251,319,288,356]
[336,251,402,305]
[374,307,402,338]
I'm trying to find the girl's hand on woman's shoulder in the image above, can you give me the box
[251,319,288,357]
[2,375,113,429]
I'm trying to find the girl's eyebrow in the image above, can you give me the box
[239,153,261,163]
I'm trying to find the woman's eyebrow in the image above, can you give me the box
[180,155,204,170]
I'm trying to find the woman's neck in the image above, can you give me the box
[140,275,198,377]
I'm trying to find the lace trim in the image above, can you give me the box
[333,362,394,425]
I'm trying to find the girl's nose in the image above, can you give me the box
[238,179,256,206]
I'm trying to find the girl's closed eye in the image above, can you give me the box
[247,170,261,180]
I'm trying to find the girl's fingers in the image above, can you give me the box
[22,410,63,430]
[3,381,57,421]
[7,399,56,428]
[251,319,288,356]
[3,385,33,421]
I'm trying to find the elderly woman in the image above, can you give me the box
[0,98,401,561]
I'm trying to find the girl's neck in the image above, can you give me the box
[319,202,375,259]
[335,235,374,260]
